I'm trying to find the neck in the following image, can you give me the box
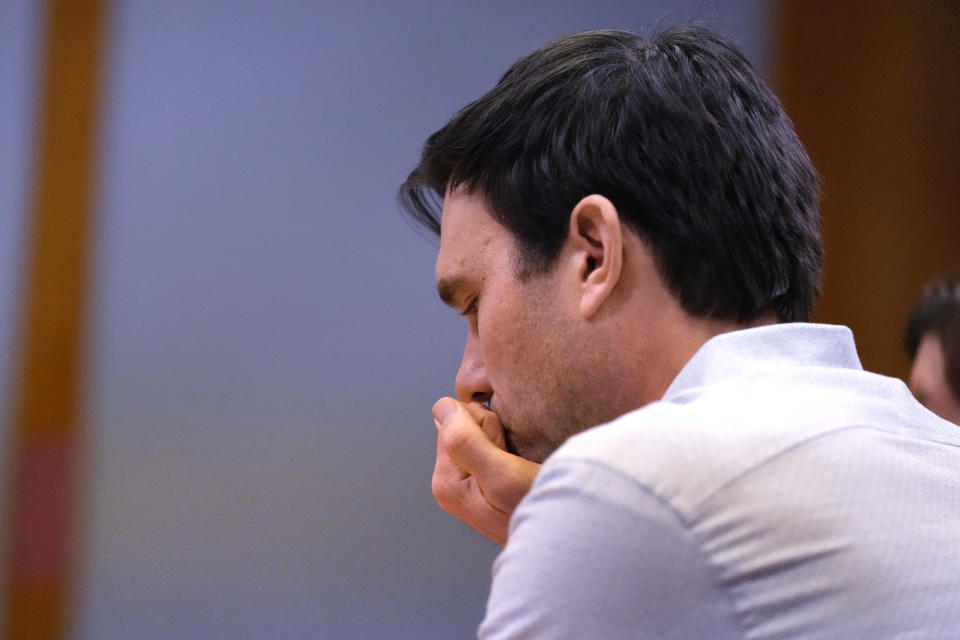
[617,309,780,411]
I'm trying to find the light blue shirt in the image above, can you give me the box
[480,324,960,639]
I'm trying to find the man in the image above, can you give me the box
[904,273,960,424]
[400,26,960,639]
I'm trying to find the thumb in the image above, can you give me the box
[433,398,508,481]
[432,396,459,427]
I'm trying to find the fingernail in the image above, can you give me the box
[432,397,458,426]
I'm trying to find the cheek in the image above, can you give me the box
[478,307,534,389]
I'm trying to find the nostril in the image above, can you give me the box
[472,391,492,405]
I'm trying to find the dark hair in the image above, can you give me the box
[400,25,822,323]
[903,273,960,401]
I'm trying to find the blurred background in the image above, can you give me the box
[0,1,957,638]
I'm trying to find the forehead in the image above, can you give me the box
[435,189,511,286]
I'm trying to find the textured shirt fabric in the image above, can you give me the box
[479,323,960,639]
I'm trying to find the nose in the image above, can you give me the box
[454,331,493,404]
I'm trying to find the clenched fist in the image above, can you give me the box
[431,397,541,546]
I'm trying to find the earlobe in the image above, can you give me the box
[568,195,623,319]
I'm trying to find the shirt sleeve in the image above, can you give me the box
[478,458,744,640]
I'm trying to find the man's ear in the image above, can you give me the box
[567,194,623,319]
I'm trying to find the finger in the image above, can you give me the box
[462,401,507,449]
[435,397,505,450]
[433,433,467,483]
[483,455,540,513]
[434,398,512,482]
[445,481,511,547]
[432,412,471,507]
[433,397,541,515]
[432,440,510,545]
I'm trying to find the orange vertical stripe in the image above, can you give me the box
[772,2,960,378]
[3,0,106,638]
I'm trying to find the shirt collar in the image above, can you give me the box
[663,323,863,401]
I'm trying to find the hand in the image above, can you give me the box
[431,397,541,546]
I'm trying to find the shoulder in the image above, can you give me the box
[482,451,744,639]
[546,363,957,517]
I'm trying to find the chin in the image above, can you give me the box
[496,406,564,462]
[512,435,559,464]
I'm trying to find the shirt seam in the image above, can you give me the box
[546,456,751,639]
[550,424,908,636]
[694,424,892,510]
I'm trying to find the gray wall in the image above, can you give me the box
[1,1,768,638]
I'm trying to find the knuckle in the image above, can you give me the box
[431,473,445,497]
[441,422,472,452]
[431,473,456,505]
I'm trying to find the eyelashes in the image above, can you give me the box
[460,298,479,317]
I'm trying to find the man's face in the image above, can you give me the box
[909,332,960,425]
[435,189,593,462]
